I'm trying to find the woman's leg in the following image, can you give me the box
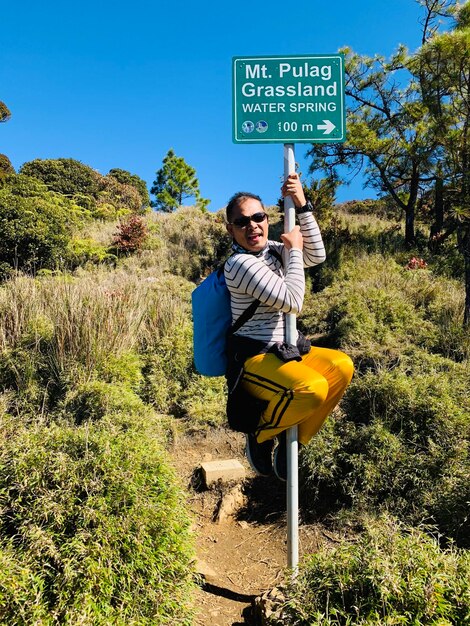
[296,347,354,444]
[242,347,354,445]
[241,352,329,443]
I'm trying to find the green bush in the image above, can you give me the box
[300,254,469,367]
[0,264,198,621]
[64,236,116,269]
[153,207,231,280]
[18,159,147,221]
[275,515,470,626]
[428,234,465,281]
[63,380,145,424]
[0,545,50,624]
[0,409,194,624]
[108,168,151,209]
[179,374,226,428]
[0,184,81,278]
[20,158,101,199]
[98,350,144,391]
[300,352,470,545]
[142,317,194,414]
[0,154,14,178]
[298,248,469,544]
[97,175,144,216]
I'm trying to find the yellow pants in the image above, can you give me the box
[241,346,354,445]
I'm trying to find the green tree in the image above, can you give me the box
[150,149,209,212]
[307,45,439,245]
[20,158,101,198]
[0,101,11,123]
[0,155,15,179]
[410,0,470,323]
[19,158,148,219]
[107,168,151,208]
[97,175,144,216]
[303,176,338,224]
[0,176,80,278]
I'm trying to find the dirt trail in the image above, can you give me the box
[171,428,324,626]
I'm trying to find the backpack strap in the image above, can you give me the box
[268,246,283,265]
[230,299,260,335]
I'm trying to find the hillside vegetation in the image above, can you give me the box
[0,161,469,624]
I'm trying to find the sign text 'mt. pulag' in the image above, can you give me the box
[241,62,337,98]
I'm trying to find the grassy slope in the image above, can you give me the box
[0,204,469,624]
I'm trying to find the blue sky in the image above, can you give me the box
[1,0,425,211]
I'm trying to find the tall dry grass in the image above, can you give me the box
[0,266,192,392]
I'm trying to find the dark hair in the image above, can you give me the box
[226,191,263,222]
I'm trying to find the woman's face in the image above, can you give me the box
[226,197,269,253]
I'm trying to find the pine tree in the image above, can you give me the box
[150,149,209,212]
[411,0,470,324]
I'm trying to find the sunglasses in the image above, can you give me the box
[230,211,268,228]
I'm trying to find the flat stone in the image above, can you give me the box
[194,558,217,582]
[200,459,245,488]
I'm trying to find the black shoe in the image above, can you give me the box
[245,433,274,477]
[273,431,287,482]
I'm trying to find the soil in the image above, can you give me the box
[170,427,327,626]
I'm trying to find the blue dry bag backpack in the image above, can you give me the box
[192,266,232,376]
[192,248,282,377]
[192,264,261,376]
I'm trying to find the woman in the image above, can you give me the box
[224,172,354,481]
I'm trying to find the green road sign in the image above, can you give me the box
[232,54,346,144]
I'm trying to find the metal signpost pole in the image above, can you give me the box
[283,143,299,572]
[233,52,345,574]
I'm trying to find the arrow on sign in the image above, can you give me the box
[317,120,336,134]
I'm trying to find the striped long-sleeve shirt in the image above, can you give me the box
[224,211,326,344]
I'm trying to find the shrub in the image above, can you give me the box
[108,168,151,208]
[300,352,470,545]
[111,215,148,254]
[20,158,101,199]
[97,175,144,216]
[0,545,50,624]
[0,154,14,178]
[63,380,145,424]
[300,254,469,367]
[64,236,116,269]
[142,316,194,414]
[0,409,194,624]
[0,184,80,278]
[179,375,226,428]
[0,263,198,621]
[275,515,470,626]
[98,350,144,391]
[428,234,465,281]
[18,159,148,221]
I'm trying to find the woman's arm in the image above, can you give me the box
[298,212,326,268]
[281,172,326,268]
[225,249,305,315]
